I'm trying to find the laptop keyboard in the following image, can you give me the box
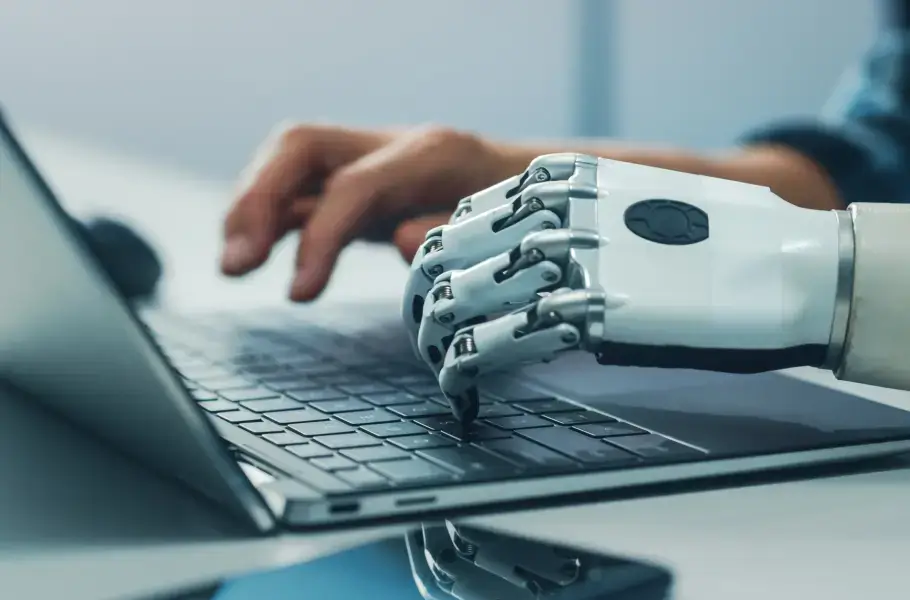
[145,314,707,493]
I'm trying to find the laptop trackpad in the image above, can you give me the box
[501,352,910,455]
[512,351,737,400]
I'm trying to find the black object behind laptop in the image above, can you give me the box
[73,216,162,300]
[3,109,910,534]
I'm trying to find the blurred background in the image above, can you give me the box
[0,0,878,184]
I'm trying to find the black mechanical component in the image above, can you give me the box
[623,199,709,246]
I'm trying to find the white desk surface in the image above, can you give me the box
[6,128,910,600]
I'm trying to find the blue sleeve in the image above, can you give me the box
[739,32,910,205]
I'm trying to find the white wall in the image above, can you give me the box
[610,0,879,148]
[0,0,577,180]
[0,0,882,180]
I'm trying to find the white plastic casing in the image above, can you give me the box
[589,158,841,350]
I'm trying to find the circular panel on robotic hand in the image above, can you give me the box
[623,199,709,246]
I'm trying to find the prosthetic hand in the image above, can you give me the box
[402,153,854,424]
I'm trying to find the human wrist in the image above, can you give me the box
[491,138,844,211]
[717,145,845,210]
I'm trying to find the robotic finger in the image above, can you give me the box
[416,229,604,373]
[439,288,606,423]
[450,152,585,222]
[403,175,595,355]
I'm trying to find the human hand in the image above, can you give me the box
[220,123,530,301]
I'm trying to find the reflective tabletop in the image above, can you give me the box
[211,522,673,600]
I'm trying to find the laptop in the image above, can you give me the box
[3,111,910,534]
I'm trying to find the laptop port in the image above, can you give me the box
[395,495,436,507]
[329,501,361,515]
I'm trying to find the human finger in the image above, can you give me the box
[392,212,451,262]
[221,125,373,275]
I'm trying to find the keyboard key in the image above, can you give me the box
[240,363,289,377]
[418,446,520,479]
[286,443,333,459]
[333,355,385,368]
[388,402,450,419]
[341,445,410,463]
[290,420,355,437]
[240,397,304,413]
[217,409,261,424]
[261,376,322,391]
[573,422,646,438]
[179,365,234,380]
[415,417,510,442]
[262,431,309,446]
[384,373,434,386]
[404,383,444,396]
[426,394,493,406]
[310,398,374,414]
[605,434,705,459]
[369,458,455,483]
[314,432,382,450]
[361,421,427,438]
[227,352,274,366]
[199,376,257,391]
[335,382,396,396]
[476,438,578,470]
[310,374,373,387]
[286,389,349,403]
[286,362,346,376]
[310,456,358,471]
[240,420,285,434]
[486,415,553,430]
[517,428,638,465]
[389,433,456,451]
[362,392,423,407]
[477,404,522,419]
[198,399,238,413]
[542,411,616,426]
[336,467,388,488]
[264,409,329,425]
[274,352,324,365]
[219,387,280,402]
[512,398,580,414]
[190,389,219,401]
[361,365,402,378]
[335,409,400,426]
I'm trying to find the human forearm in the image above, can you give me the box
[492,139,844,211]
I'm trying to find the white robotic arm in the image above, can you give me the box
[402,153,910,424]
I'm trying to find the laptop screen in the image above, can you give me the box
[0,113,272,531]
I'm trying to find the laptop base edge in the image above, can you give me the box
[256,439,910,529]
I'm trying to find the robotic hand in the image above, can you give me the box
[402,153,853,424]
